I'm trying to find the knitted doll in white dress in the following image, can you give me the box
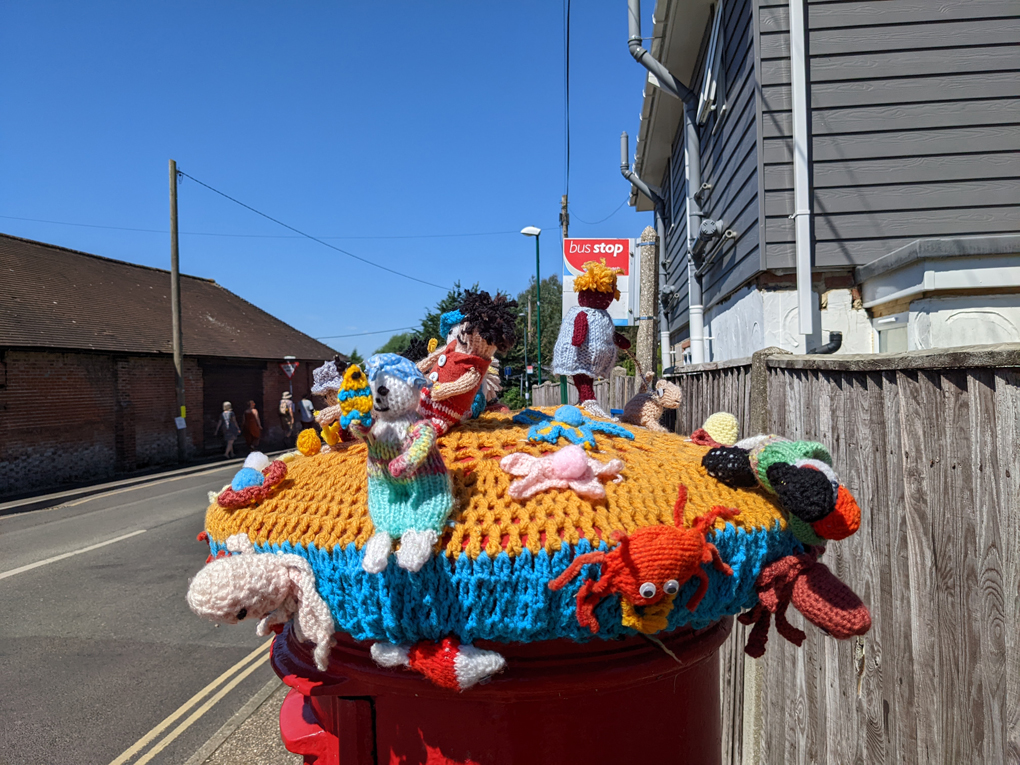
[552,260,631,419]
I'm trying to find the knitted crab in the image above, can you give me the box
[513,405,635,451]
[548,484,738,633]
[738,547,872,657]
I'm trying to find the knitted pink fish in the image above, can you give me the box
[500,444,624,500]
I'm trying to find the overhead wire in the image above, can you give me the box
[569,196,630,225]
[315,326,419,340]
[0,214,523,241]
[564,0,571,201]
[175,170,451,291]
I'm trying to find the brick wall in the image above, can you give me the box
[0,350,204,496]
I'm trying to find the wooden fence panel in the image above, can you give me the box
[524,346,1019,763]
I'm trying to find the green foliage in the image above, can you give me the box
[498,274,562,385]
[416,282,476,344]
[500,385,527,411]
[375,331,414,355]
[348,347,365,365]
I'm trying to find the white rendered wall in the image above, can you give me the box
[687,286,872,361]
[910,294,1020,350]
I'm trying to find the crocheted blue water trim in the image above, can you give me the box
[210,522,801,644]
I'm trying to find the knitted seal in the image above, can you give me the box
[202,409,806,645]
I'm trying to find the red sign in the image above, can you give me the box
[279,361,300,379]
[563,238,630,275]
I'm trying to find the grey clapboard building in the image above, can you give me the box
[623,0,1020,364]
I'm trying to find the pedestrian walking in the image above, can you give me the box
[213,401,241,458]
[243,400,262,451]
[279,391,297,446]
[298,394,317,433]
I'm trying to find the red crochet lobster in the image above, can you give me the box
[738,546,871,657]
[548,484,738,633]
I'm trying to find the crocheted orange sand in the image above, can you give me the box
[205,409,788,560]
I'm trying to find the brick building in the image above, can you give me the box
[0,233,339,496]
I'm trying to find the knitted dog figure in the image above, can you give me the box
[354,354,454,574]
[552,260,632,420]
[186,534,335,671]
[621,372,682,433]
[419,291,517,435]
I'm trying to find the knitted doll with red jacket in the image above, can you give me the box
[552,260,631,419]
[420,291,518,435]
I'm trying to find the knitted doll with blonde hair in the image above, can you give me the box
[552,260,631,420]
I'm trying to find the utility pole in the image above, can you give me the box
[169,159,187,462]
[559,195,570,404]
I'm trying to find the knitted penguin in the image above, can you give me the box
[353,353,454,574]
[419,291,518,436]
[552,260,631,420]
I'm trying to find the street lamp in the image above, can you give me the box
[520,226,542,385]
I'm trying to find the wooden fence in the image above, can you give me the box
[533,344,1020,764]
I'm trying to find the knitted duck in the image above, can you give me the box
[552,260,632,421]
[353,354,454,574]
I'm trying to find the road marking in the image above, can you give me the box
[61,464,239,508]
[107,640,272,765]
[134,655,269,765]
[0,529,148,580]
[182,678,283,765]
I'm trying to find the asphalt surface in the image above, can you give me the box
[0,463,288,765]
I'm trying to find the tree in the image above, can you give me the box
[375,331,413,355]
[348,347,365,365]
[416,282,476,343]
[497,274,562,408]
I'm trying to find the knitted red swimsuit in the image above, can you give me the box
[419,341,490,435]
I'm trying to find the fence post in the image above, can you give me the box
[748,347,789,435]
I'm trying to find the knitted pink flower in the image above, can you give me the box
[500,445,624,500]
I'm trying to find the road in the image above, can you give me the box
[0,463,284,765]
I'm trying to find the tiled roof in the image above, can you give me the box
[0,233,338,360]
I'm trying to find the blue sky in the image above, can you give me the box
[1,1,653,355]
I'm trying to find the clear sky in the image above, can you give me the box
[1,1,654,356]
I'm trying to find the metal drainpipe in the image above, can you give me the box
[624,0,706,364]
[789,0,813,339]
[628,0,694,102]
[683,105,706,364]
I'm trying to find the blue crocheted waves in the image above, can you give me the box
[210,522,801,645]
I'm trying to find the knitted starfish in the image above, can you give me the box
[513,405,635,451]
[500,444,624,500]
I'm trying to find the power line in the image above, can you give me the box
[569,196,630,225]
[315,326,418,340]
[564,0,571,200]
[175,171,451,291]
[0,214,522,241]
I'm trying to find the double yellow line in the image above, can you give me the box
[107,639,272,765]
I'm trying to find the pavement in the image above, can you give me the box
[0,461,303,765]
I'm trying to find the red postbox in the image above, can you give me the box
[272,618,732,765]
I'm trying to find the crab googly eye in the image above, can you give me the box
[639,582,657,599]
[663,579,680,595]
[655,387,665,398]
